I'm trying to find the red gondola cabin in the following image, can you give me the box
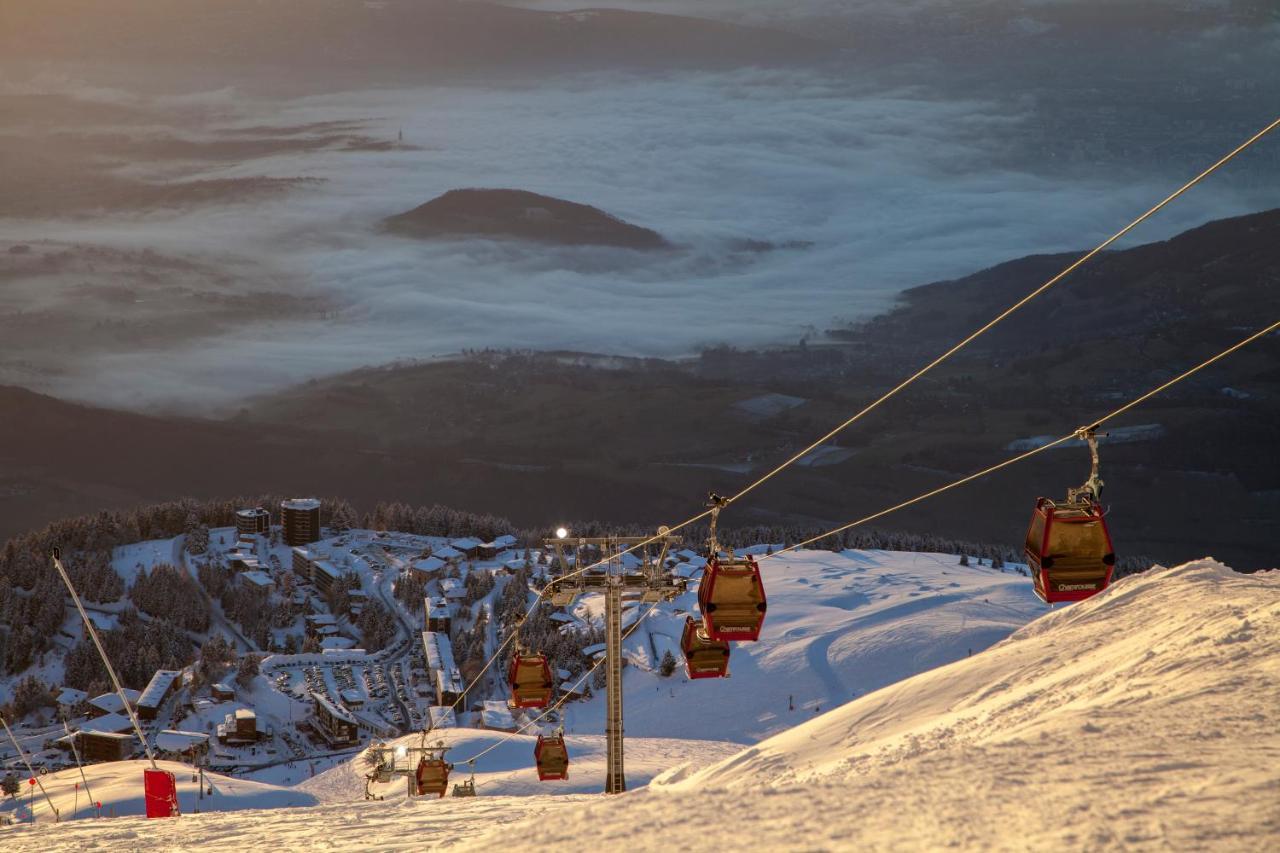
[1024,497,1115,604]
[416,756,451,798]
[681,616,730,679]
[698,555,767,642]
[534,733,569,781]
[508,653,554,708]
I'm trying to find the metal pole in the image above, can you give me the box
[604,571,625,794]
[50,550,158,768]
[64,721,94,813]
[0,715,58,821]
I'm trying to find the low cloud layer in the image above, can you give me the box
[4,67,1275,412]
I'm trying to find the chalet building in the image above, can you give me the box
[58,730,134,763]
[227,553,263,572]
[216,708,263,744]
[311,559,342,595]
[421,631,465,707]
[238,570,274,593]
[235,507,270,538]
[81,713,135,735]
[292,546,322,577]
[347,588,368,615]
[424,597,452,633]
[211,682,235,701]
[136,670,182,721]
[155,730,210,762]
[431,545,463,563]
[86,688,141,719]
[448,537,484,559]
[409,556,446,582]
[305,613,338,639]
[56,687,88,718]
[478,534,518,560]
[427,707,457,729]
[312,693,359,747]
[438,577,466,603]
[280,498,322,546]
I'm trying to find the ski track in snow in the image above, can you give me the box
[5,559,1277,850]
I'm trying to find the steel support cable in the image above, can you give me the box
[453,319,1280,772]
[761,319,1280,561]
[719,117,1280,511]
[421,116,1279,743]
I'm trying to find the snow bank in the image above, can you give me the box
[2,759,316,827]
[486,559,1280,850]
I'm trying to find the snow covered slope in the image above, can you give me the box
[1,736,737,851]
[473,560,1280,850]
[302,730,741,802]
[565,548,1046,743]
[10,559,1274,850]
[3,759,316,826]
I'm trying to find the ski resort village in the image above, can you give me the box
[0,495,1276,850]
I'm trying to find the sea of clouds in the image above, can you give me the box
[4,66,1275,412]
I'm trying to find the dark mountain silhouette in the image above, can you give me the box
[384,189,668,249]
[2,1,834,91]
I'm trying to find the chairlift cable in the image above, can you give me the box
[761,319,1280,561]
[421,117,1280,755]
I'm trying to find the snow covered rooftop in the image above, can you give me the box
[479,700,516,731]
[312,692,357,726]
[155,730,209,752]
[427,706,457,728]
[421,631,464,696]
[56,687,88,706]
[321,637,356,650]
[81,712,135,734]
[432,545,463,560]
[413,556,446,573]
[137,669,182,709]
[281,498,321,511]
[490,534,518,549]
[240,570,274,588]
[88,689,141,714]
[449,537,484,551]
[312,560,342,580]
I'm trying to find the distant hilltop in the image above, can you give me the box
[383,188,668,249]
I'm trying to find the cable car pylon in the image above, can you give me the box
[541,529,684,793]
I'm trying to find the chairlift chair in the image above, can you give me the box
[680,616,730,679]
[508,652,554,709]
[415,756,452,798]
[1024,427,1116,603]
[534,733,569,781]
[698,493,768,642]
[698,554,767,642]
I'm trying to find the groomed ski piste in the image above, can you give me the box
[4,556,1277,851]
